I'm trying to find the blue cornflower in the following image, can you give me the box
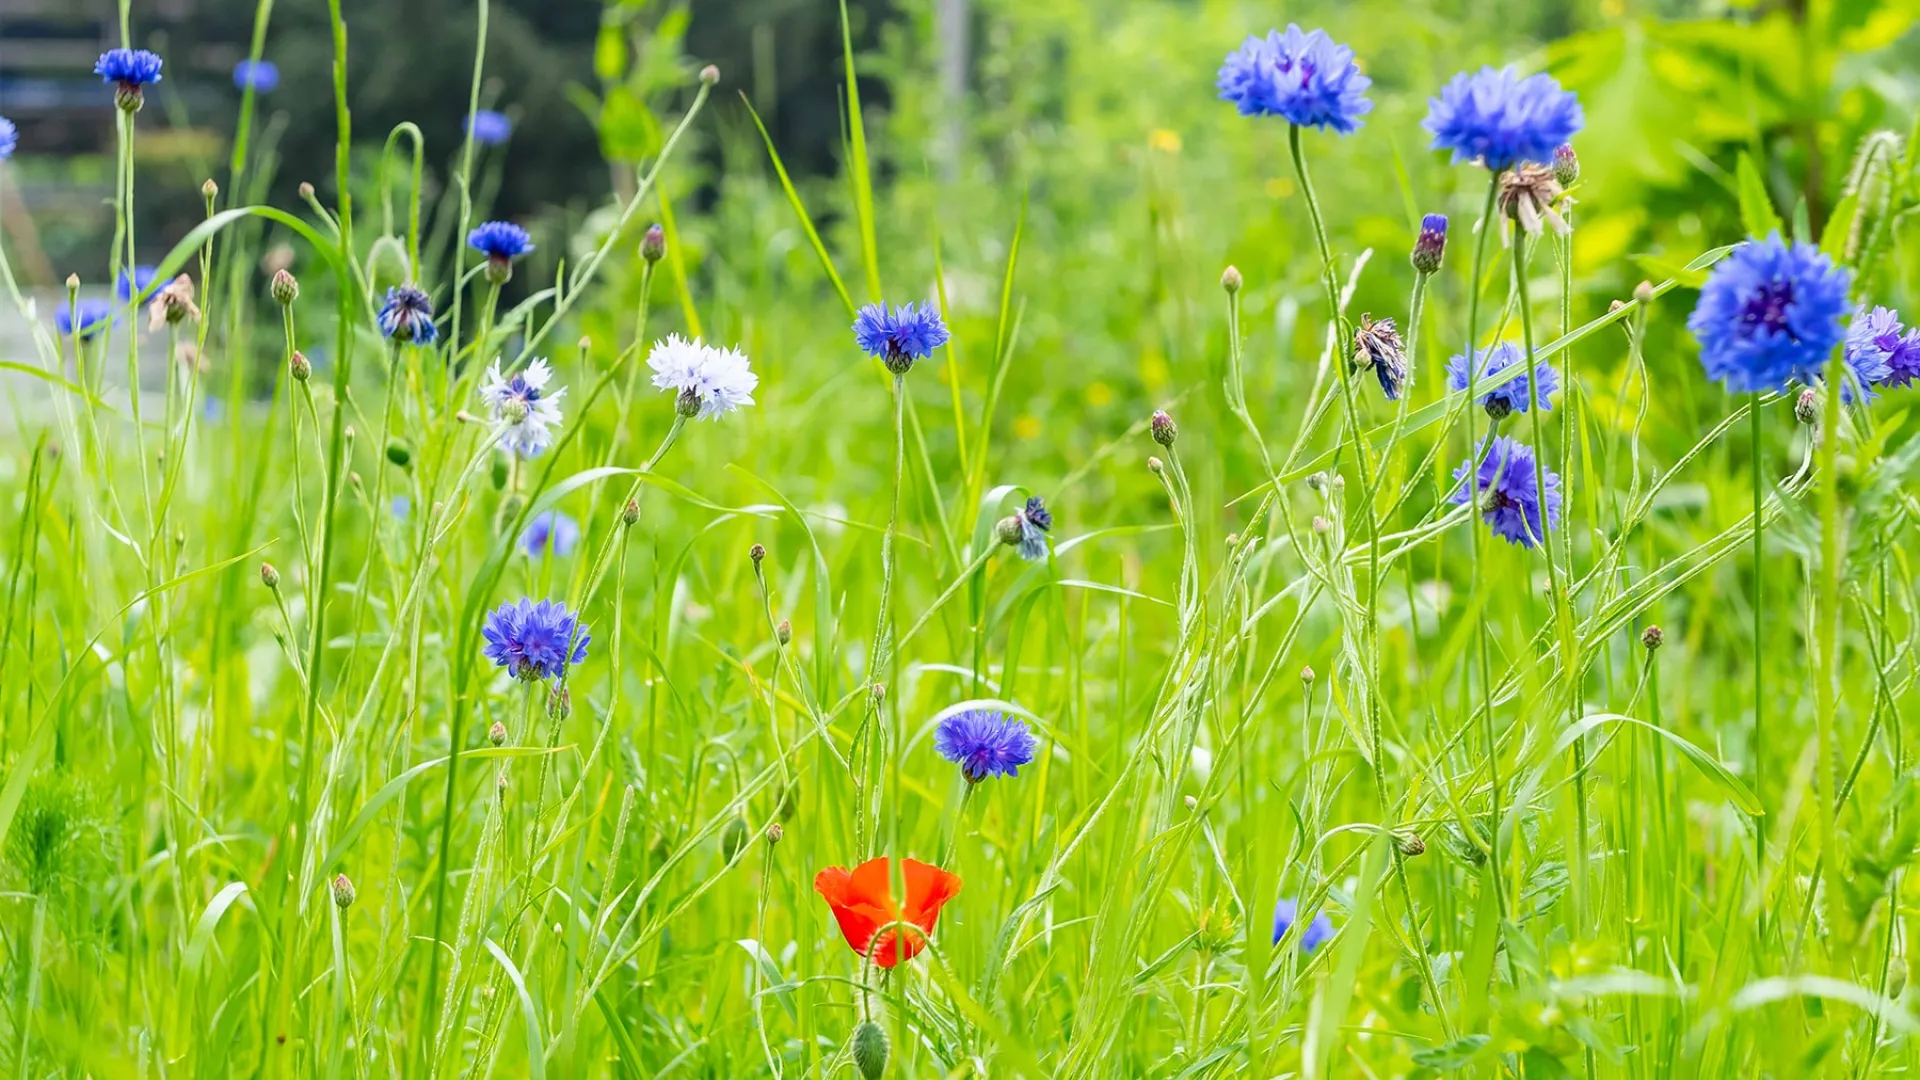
[1446,341,1557,419]
[233,59,279,93]
[1448,435,1562,549]
[96,49,164,110]
[116,265,158,304]
[521,511,581,558]
[392,495,411,521]
[853,301,950,374]
[468,110,512,146]
[1216,25,1372,134]
[1686,234,1852,394]
[481,598,589,681]
[1841,305,1902,403]
[378,285,439,344]
[1423,66,1583,170]
[469,221,534,284]
[934,709,1038,783]
[0,118,16,161]
[996,495,1053,561]
[56,300,112,341]
[1272,897,1333,952]
[1411,213,1447,275]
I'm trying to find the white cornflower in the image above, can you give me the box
[646,334,757,420]
[479,356,565,457]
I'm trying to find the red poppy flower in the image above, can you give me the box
[814,857,962,967]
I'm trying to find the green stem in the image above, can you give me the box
[1751,397,1766,875]
[1462,176,1505,918]
[1816,349,1843,953]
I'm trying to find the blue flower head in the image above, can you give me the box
[521,511,581,558]
[1216,25,1372,134]
[378,285,439,344]
[233,60,279,93]
[1446,341,1557,419]
[0,118,16,161]
[56,300,112,341]
[1423,66,1583,170]
[1448,435,1562,549]
[468,110,512,146]
[96,49,163,110]
[1411,213,1447,275]
[469,221,534,262]
[116,265,158,304]
[997,495,1053,561]
[391,495,411,521]
[482,598,589,681]
[1842,305,1901,403]
[1687,234,1853,394]
[1272,897,1333,952]
[934,709,1038,783]
[854,301,950,374]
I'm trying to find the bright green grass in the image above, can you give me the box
[4,1,1920,1077]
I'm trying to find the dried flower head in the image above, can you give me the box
[1352,313,1409,400]
[1497,162,1571,240]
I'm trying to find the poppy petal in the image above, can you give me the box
[901,858,963,932]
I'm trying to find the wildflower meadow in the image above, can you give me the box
[5,1,1920,1076]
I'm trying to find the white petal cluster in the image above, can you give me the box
[647,334,757,420]
[479,357,566,457]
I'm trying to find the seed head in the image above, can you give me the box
[331,873,356,909]
[271,269,299,306]
[1150,409,1177,447]
[1640,624,1664,651]
[1221,265,1243,294]
[261,562,280,589]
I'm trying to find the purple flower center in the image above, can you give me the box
[507,375,541,402]
[1738,281,1796,338]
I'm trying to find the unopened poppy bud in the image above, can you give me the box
[776,619,792,646]
[994,514,1025,547]
[332,874,356,909]
[1411,213,1448,275]
[699,64,721,86]
[1552,144,1579,187]
[1150,409,1177,447]
[640,224,666,264]
[1795,388,1820,426]
[290,351,311,382]
[1641,624,1664,651]
[491,455,509,490]
[1221,265,1242,294]
[721,816,749,862]
[386,440,411,468]
[488,720,508,746]
[766,822,784,845]
[1147,456,1164,475]
[852,1021,889,1080]
[749,542,766,565]
[1633,280,1655,304]
[620,498,640,526]
[261,562,280,589]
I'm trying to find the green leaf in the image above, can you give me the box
[599,86,657,163]
[735,939,799,1022]
[742,95,855,317]
[1820,193,1858,262]
[1735,153,1784,238]
[1411,1035,1491,1070]
[1547,712,1763,816]
[1631,255,1709,289]
[485,939,547,1080]
[593,21,627,82]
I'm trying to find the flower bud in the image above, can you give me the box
[1411,213,1448,275]
[1395,829,1427,857]
[1220,265,1242,294]
[621,498,640,526]
[776,619,792,646]
[871,682,886,704]
[548,685,571,721]
[202,178,220,200]
[1300,665,1315,685]
[676,387,702,418]
[385,440,411,468]
[1311,515,1330,536]
[1150,409,1177,447]
[1307,472,1327,492]
[331,873,356,909]
[852,1020,889,1080]
[1795,388,1820,426]
[721,815,750,863]
[1641,624,1664,651]
[65,273,80,292]
[1484,396,1513,422]
[261,562,280,589]
[1633,280,1655,304]
[1552,144,1579,187]
[700,64,721,86]
[640,224,666,265]
[1147,456,1164,475]
[994,515,1025,548]
[290,351,311,382]
[115,84,145,113]
[749,542,766,565]
[272,269,299,306]
[766,822,784,845]
[488,720,508,746]
[491,455,510,490]
[298,181,316,202]
[483,256,513,287]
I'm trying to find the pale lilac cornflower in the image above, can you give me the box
[479,357,565,457]
[646,334,757,419]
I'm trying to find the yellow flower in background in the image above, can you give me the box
[1087,381,1114,407]
[1013,415,1043,440]
[1265,176,1296,199]
[1148,128,1182,154]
